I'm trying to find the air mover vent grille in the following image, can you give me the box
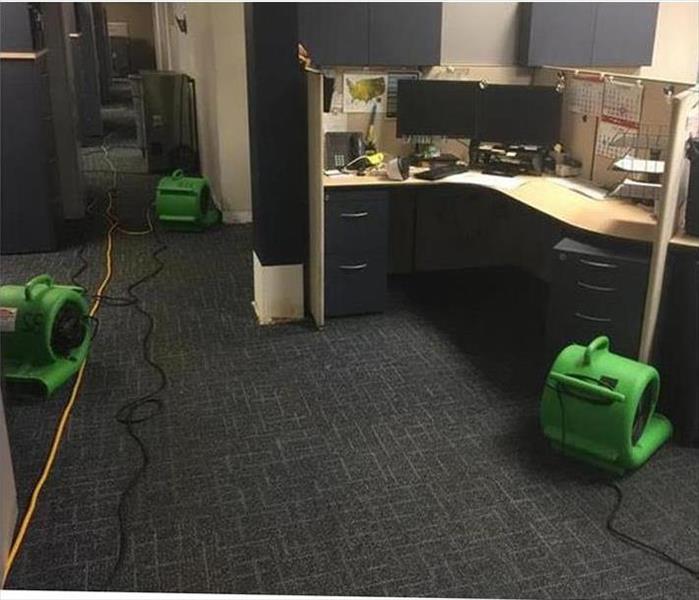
[51,302,87,357]
[632,383,655,445]
[200,183,211,215]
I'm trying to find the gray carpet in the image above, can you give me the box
[2,82,699,598]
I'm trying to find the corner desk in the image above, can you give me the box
[308,168,699,359]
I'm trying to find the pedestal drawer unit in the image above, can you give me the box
[324,190,388,316]
[546,238,649,358]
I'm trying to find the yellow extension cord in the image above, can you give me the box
[3,189,152,583]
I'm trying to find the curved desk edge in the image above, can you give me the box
[323,173,677,246]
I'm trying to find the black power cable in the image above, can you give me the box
[549,379,699,582]
[72,160,170,587]
[107,212,168,587]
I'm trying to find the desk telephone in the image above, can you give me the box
[324,132,365,170]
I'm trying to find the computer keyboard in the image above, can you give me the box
[413,163,469,181]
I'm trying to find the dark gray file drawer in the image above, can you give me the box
[325,251,387,316]
[554,245,648,291]
[555,310,641,359]
[547,238,649,359]
[561,280,646,325]
[325,191,388,255]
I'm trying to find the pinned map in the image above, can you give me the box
[343,73,388,113]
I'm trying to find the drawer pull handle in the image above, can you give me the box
[577,281,616,292]
[574,312,612,323]
[340,212,369,218]
[339,263,368,271]
[579,258,618,269]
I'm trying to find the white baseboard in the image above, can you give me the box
[222,210,253,224]
[252,252,304,324]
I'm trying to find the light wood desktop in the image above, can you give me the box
[311,167,699,330]
[323,170,698,248]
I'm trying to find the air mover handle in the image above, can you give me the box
[549,371,624,404]
[583,336,609,366]
[171,169,184,179]
[25,274,53,301]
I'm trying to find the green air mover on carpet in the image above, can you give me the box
[156,169,221,231]
[541,336,672,474]
[0,275,91,397]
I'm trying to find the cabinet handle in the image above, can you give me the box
[579,258,618,269]
[339,263,368,271]
[577,281,616,292]
[340,212,369,218]
[574,312,612,323]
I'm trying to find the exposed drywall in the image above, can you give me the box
[104,2,156,72]
[153,3,252,222]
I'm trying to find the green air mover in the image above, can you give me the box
[0,275,91,397]
[541,336,672,474]
[156,169,221,231]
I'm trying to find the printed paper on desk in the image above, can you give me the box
[595,117,639,159]
[567,75,604,116]
[602,79,643,124]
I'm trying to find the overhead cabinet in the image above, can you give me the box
[298,3,369,66]
[298,2,442,66]
[368,3,442,66]
[519,2,658,67]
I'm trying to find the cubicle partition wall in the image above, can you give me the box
[307,70,325,327]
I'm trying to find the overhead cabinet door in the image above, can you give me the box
[519,3,597,66]
[368,3,442,66]
[298,3,369,66]
[519,2,659,67]
[591,3,658,66]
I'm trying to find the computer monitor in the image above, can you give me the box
[477,85,561,146]
[396,80,478,138]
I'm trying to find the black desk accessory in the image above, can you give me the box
[413,163,469,181]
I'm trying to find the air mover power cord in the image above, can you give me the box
[105,206,168,588]
[550,381,699,582]
[73,146,170,587]
[100,148,170,588]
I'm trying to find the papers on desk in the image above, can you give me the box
[613,155,665,174]
[438,171,527,191]
[547,177,609,201]
[610,178,662,202]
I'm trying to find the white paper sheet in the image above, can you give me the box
[440,172,527,191]
[322,112,349,133]
[546,177,608,200]
[610,177,662,202]
[613,155,665,174]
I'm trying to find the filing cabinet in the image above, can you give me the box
[1,51,63,254]
[546,238,649,359]
[324,190,389,316]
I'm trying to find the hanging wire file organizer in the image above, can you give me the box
[608,123,670,210]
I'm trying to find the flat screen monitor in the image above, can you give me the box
[478,85,562,146]
[397,80,478,138]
